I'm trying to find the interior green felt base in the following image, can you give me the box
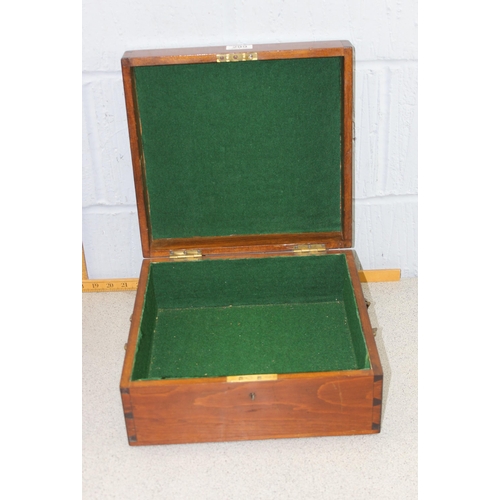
[133,56,344,240]
[132,254,369,381]
[149,302,360,379]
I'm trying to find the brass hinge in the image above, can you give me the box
[169,249,202,260]
[216,52,258,63]
[293,244,327,255]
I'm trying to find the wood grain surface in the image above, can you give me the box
[121,60,152,257]
[127,372,376,445]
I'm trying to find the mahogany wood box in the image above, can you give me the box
[120,41,383,446]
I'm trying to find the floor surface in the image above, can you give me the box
[83,278,417,499]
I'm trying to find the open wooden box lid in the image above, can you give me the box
[121,41,353,258]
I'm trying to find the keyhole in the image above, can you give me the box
[249,392,256,401]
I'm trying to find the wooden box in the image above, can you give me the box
[120,41,383,446]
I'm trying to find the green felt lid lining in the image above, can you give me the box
[132,56,345,241]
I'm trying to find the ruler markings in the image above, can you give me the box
[82,279,138,293]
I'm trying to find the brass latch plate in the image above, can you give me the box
[227,374,277,383]
[293,244,327,255]
[169,249,202,260]
[216,52,258,63]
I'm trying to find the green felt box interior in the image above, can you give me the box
[132,254,369,381]
[133,56,344,240]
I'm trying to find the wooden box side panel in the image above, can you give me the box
[344,250,383,428]
[344,251,382,373]
[126,374,376,446]
[120,259,150,389]
[342,46,353,247]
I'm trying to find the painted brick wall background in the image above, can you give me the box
[82,0,417,279]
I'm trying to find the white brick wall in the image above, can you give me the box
[82,0,417,278]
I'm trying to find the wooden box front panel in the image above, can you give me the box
[125,373,377,446]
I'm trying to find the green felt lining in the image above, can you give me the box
[131,254,369,381]
[133,57,344,240]
[132,272,157,380]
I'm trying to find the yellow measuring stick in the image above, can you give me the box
[82,279,138,293]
